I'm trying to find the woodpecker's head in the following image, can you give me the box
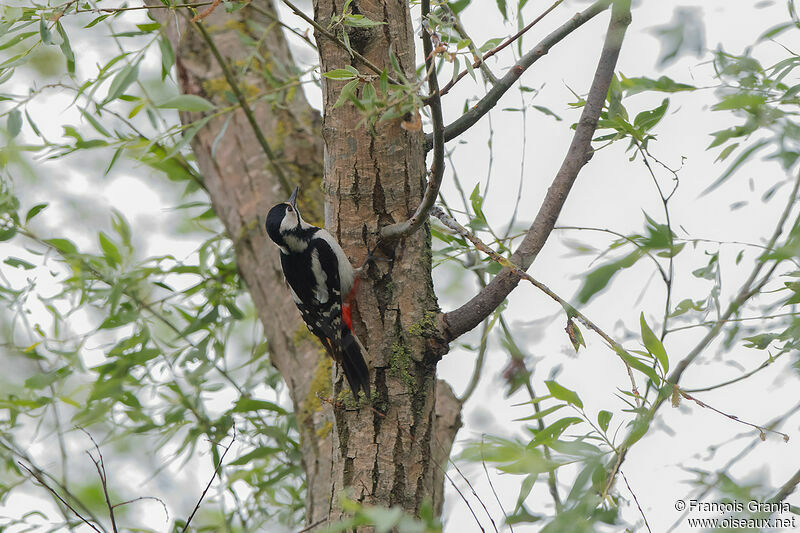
[266,187,312,252]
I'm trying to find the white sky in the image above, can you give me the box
[2,0,800,532]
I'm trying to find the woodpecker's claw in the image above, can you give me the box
[355,243,390,275]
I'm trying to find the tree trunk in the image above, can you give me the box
[147,0,462,527]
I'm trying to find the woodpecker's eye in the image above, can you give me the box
[287,206,293,213]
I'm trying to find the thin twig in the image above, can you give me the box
[379,0,445,241]
[426,0,612,150]
[248,3,316,50]
[78,429,118,533]
[675,387,790,441]
[684,352,783,393]
[633,141,674,340]
[181,424,236,532]
[602,169,800,497]
[75,2,213,13]
[438,0,563,97]
[441,0,630,341]
[479,436,508,533]
[296,518,328,533]
[444,5,498,85]
[432,206,642,405]
[18,462,105,533]
[620,471,652,533]
[522,380,562,511]
[280,0,400,86]
[112,496,169,521]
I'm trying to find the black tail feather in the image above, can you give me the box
[340,328,370,399]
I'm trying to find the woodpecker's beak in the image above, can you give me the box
[288,186,299,209]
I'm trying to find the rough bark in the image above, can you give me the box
[146,0,462,527]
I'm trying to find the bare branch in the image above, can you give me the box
[425,0,612,151]
[621,471,652,533]
[78,429,118,533]
[438,0,563,98]
[18,462,105,533]
[379,0,445,240]
[674,387,790,442]
[181,423,236,532]
[441,0,631,341]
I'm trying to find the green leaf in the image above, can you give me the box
[544,381,583,409]
[45,238,77,255]
[622,415,651,447]
[449,0,471,14]
[84,14,111,28]
[479,37,503,53]
[597,410,612,432]
[651,7,705,67]
[701,140,768,195]
[4,257,35,270]
[531,417,583,447]
[0,31,37,51]
[159,36,174,80]
[633,98,668,132]
[136,22,161,32]
[80,108,110,137]
[7,108,22,139]
[333,79,359,109]
[712,92,767,111]
[639,313,668,373]
[39,17,52,45]
[103,62,139,105]
[323,69,358,80]
[514,404,565,422]
[98,231,122,266]
[496,0,507,20]
[619,74,695,96]
[229,446,281,466]
[25,367,70,389]
[576,250,642,304]
[55,22,75,74]
[232,397,287,415]
[743,333,780,349]
[614,346,661,385]
[342,14,385,28]
[156,94,215,112]
[532,105,562,121]
[514,474,536,512]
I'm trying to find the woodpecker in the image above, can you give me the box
[265,186,370,399]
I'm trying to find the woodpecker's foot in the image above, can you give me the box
[355,243,390,276]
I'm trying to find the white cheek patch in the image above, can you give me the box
[284,234,308,252]
[311,248,329,304]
